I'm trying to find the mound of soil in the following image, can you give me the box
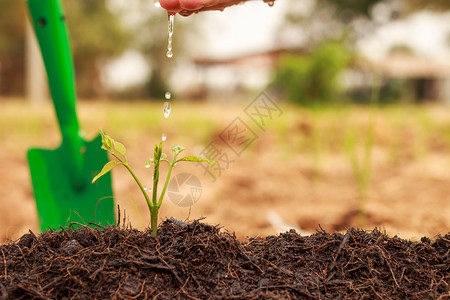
[0,219,448,299]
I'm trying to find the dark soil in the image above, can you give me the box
[0,219,448,299]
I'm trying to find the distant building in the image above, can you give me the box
[188,49,450,104]
[360,53,450,104]
[187,49,302,99]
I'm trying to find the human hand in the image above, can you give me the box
[160,0,273,16]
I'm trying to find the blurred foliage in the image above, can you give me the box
[349,78,407,105]
[277,0,450,106]
[319,0,384,19]
[0,1,26,95]
[321,0,450,19]
[282,0,450,48]
[0,0,128,98]
[406,0,450,11]
[271,41,352,106]
[1,0,448,99]
[63,0,129,98]
[0,0,191,99]
[281,0,386,45]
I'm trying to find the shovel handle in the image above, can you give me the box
[26,0,79,140]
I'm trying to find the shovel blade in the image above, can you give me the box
[28,134,115,232]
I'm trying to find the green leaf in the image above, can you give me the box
[113,140,126,156]
[92,161,121,183]
[100,130,113,151]
[171,145,185,155]
[174,156,216,165]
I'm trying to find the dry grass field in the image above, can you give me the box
[0,96,449,243]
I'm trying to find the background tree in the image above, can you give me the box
[63,0,129,98]
[0,0,195,99]
[271,0,381,104]
[0,0,26,95]
[0,0,128,98]
[406,0,450,11]
[271,0,450,105]
[271,41,352,106]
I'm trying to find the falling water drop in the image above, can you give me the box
[153,0,161,7]
[163,101,171,118]
[162,133,167,141]
[168,14,174,36]
[166,14,175,58]
[267,0,275,6]
[165,91,171,100]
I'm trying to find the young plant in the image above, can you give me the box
[344,74,379,227]
[344,125,374,227]
[92,131,214,236]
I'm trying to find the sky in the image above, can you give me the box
[188,0,288,58]
[104,0,450,90]
[358,10,450,61]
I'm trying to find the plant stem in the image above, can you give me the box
[150,209,158,236]
[152,159,159,208]
[157,162,175,207]
[111,152,153,212]
[157,152,180,207]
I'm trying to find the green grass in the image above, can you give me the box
[3,99,450,161]
[2,98,450,224]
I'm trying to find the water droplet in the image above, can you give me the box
[179,10,191,17]
[168,14,174,36]
[165,91,171,100]
[167,14,175,58]
[153,0,161,7]
[145,158,154,168]
[144,186,148,190]
[267,0,275,6]
[163,101,171,118]
[162,133,167,141]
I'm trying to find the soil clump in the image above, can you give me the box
[0,219,448,299]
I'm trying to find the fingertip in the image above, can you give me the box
[179,0,205,10]
[160,0,182,11]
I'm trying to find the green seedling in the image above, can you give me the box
[344,74,379,227]
[92,131,215,236]
[344,125,374,227]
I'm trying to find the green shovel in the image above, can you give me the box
[26,0,115,232]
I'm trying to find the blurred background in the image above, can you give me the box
[0,0,449,242]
